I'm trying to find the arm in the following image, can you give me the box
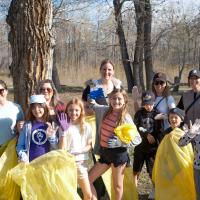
[59,135,66,149]
[177,96,184,109]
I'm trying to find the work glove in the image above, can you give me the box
[57,112,70,131]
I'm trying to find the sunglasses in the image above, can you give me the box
[154,81,165,86]
[0,88,5,94]
[40,87,53,93]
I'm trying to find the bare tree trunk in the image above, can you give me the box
[6,0,54,111]
[144,0,153,90]
[133,0,145,87]
[113,0,134,92]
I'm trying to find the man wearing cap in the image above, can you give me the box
[177,69,200,126]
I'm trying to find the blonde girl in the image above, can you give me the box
[89,88,141,200]
[59,98,92,200]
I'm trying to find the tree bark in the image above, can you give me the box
[144,0,153,89]
[113,0,134,92]
[6,0,54,111]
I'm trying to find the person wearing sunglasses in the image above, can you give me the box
[132,72,176,142]
[0,80,24,146]
[177,69,200,126]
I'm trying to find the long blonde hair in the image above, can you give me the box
[103,87,128,126]
[65,98,86,134]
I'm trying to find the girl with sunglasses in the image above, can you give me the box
[0,80,24,146]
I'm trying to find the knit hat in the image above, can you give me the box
[168,108,185,121]
[29,95,46,104]
[188,69,200,79]
[153,72,167,82]
[142,91,155,105]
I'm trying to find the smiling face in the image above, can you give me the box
[153,80,166,96]
[31,103,45,121]
[109,92,125,111]
[67,104,81,124]
[100,63,114,81]
[0,83,8,104]
[40,83,54,103]
[169,113,182,129]
[188,76,200,92]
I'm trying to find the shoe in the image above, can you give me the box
[148,188,155,199]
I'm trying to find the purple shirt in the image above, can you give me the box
[29,121,50,162]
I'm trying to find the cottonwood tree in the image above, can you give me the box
[6,0,54,111]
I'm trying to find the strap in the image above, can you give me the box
[185,94,200,114]
[154,97,165,110]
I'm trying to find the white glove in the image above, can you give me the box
[46,122,59,137]
[154,113,168,120]
[139,127,147,132]
[18,151,29,163]
[183,119,200,137]
[132,86,141,101]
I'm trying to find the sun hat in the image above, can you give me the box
[29,95,46,104]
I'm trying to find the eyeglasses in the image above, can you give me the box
[40,87,53,93]
[154,81,165,86]
[0,88,5,94]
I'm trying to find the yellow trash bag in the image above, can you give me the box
[0,139,10,156]
[152,128,195,200]
[0,137,20,200]
[114,123,139,144]
[10,150,81,200]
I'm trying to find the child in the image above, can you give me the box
[153,108,196,200]
[59,98,93,200]
[133,91,161,199]
[16,95,58,163]
[179,119,200,200]
[89,87,141,200]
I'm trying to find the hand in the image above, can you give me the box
[46,122,59,137]
[139,127,147,132]
[154,113,168,120]
[108,136,124,148]
[132,86,141,101]
[18,151,29,163]
[147,134,155,144]
[16,121,24,133]
[57,112,70,131]
[183,119,200,136]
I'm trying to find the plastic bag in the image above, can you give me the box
[0,137,20,200]
[114,123,139,144]
[102,167,138,200]
[152,128,196,200]
[10,150,81,200]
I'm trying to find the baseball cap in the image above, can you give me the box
[168,108,185,121]
[142,91,155,105]
[188,69,200,79]
[153,72,167,82]
[29,95,46,104]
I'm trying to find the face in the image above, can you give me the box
[40,83,53,102]
[67,104,81,123]
[0,84,7,102]
[169,113,182,129]
[153,80,166,95]
[31,104,45,120]
[189,76,200,92]
[109,92,125,111]
[143,104,154,112]
[100,63,114,81]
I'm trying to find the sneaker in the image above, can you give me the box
[148,188,155,199]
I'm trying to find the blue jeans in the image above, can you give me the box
[194,168,200,200]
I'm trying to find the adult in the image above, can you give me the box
[133,72,176,140]
[36,79,64,122]
[0,80,24,146]
[177,69,200,126]
[82,59,122,106]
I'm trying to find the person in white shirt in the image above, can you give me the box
[59,98,92,200]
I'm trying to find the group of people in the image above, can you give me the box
[0,58,200,200]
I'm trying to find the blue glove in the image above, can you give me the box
[90,87,104,100]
